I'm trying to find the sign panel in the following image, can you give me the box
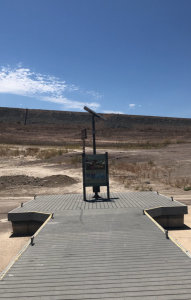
[82,153,108,187]
[82,152,110,200]
[81,128,87,140]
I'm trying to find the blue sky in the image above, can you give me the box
[0,0,191,117]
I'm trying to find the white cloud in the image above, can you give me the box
[0,66,68,96]
[0,65,101,111]
[102,110,124,114]
[129,104,135,108]
[86,91,102,100]
[42,96,100,110]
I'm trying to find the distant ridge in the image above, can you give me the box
[0,107,191,129]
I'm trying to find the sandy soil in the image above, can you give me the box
[169,206,191,253]
[1,144,191,274]
[0,222,29,274]
[0,196,31,273]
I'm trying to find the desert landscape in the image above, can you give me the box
[1,108,191,273]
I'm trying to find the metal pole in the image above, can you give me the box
[92,115,96,154]
[82,153,86,201]
[83,139,85,154]
[105,152,110,200]
[92,115,100,198]
[24,108,28,125]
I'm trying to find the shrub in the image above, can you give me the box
[58,149,63,156]
[70,155,82,164]
[97,140,172,150]
[26,147,40,156]
[37,147,68,159]
[0,146,9,156]
[184,186,191,191]
[162,139,171,146]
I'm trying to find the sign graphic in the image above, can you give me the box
[82,153,109,189]
[83,154,107,186]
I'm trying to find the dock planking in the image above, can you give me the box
[8,191,184,214]
[1,192,191,299]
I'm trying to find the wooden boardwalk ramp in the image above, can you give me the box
[1,192,191,299]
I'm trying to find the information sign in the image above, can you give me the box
[85,154,107,186]
[82,152,109,200]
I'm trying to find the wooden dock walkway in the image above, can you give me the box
[1,192,191,299]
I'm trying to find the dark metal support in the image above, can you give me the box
[82,153,86,201]
[83,139,85,153]
[93,186,101,199]
[81,128,87,154]
[106,152,110,200]
[92,115,96,154]
[165,229,169,239]
[24,108,28,125]
[83,106,109,201]
[92,115,100,199]
[31,236,34,245]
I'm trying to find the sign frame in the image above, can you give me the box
[82,152,110,201]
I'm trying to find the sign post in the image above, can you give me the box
[83,106,109,201]
[81,128,87,153]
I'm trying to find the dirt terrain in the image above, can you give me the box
[1,141,191,273]
[0,174,77,190]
